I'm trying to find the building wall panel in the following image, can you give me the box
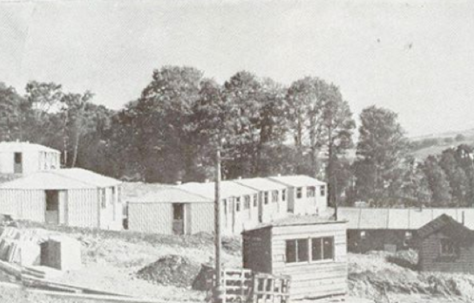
[128,202,172,234]
[190,203,214,234]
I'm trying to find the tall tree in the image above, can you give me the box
[354,106,408,202]
[421,155,452,206]
[0,83,25,141]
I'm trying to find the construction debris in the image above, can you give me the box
[136,255,201,287]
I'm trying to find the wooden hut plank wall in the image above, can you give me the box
[242,216,347,300]
[0,168,122,230]
[0,142,61,176]
[417,214,474,274]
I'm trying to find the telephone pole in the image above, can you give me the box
[214,148,222,303]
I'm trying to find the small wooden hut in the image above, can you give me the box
[417,214,474,274]
[242,215,347,301]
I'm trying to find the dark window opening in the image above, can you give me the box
[286,239,309,263]
[14,152,22,164]
[173,203,184,220]
[440,238,457,257]
[264,192,269,204]
[307,186,316,197]
[282,189,286,201]
[272,190,278,203]
[320,186,326,197]
[296,187,303,199]
[312,237,334,261]
[45,190,59,211]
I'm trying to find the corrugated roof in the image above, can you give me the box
[128,186,212,203]
[337,207,474,230]
[417,214,473,240]
[0,142,60,153]
[0,168,121,190]
[179,181,258,200]
[268,175,325,187]
[243,214,345,233]
[233,177,287,191]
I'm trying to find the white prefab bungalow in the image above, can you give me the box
[179,181,260,235]
[0,168,122,230]
[269,175,327,215]
[127,187,214,235]
[0,142,61,175]
[233,178,289,223]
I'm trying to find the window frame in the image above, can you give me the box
[285,236,335,264]
[282,189,286,201]
[264,192,269,204]
[307,186,316,197]
[439,238,458,258]
[272,190,279,203]
[244,195,251,210]
[235,197,241,212]
[253,194,258,207]
[320,186,326,197]
[296,187,303,199]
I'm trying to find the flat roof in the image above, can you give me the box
[0,141,60,153]
[233,177,287,191]
[268,175,326,187]
[0,168,121,190]
[243,214,345,233]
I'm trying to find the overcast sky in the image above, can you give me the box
[1,0,474,137]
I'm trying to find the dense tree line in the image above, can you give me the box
[1,66,473,208]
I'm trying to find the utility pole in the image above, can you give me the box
[214,148,222,303]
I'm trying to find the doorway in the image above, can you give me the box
[14,152,22,174]
[45,190,59,224]
[172,203,185,235]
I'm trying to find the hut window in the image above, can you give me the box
[282,189,286,201]
[244,196,251,209]
[236,197,241,212]
[264,192,269,204]
[320,186,326,197]
[272,190,278,203]
[117,186,122,203]
[405,231,412,240]
[285,239,309,263]
[312,237,334,261]
[296,187,303,199]
[307,186,315,197]
[440,239,457,257]
[223,199,227,214]
[253,194,258,207]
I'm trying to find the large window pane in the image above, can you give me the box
[312,238,322,261]
[297,239,308,262]
[286,240,296,263]
[323,237,334,259]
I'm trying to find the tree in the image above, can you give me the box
[0,83,25,141]
[439,148,468,204]
[354,106,408,203]
[421,155,452,206]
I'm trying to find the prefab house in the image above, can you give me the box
[0,168,122,230]
[268,175,327,215]
[179,181,260,235]
[338,207,474,253]
[417,214,474,274]
[127,187,214,235]
[0,142,60,175]
[233,178,288,223]
[242,215,347,300]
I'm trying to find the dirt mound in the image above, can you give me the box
[136,255,201,287]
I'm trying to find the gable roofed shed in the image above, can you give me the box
[0,168,121,190]
[417,214,473,240]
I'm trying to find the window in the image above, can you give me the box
[312,237,334,261]
[440,239,457,257]
[253,194,258,207]
[320,186,326,197]
[272,190,278,203]
[100,189,107,209]
[244,195,251,209]
[296,187,303,199]
[111,187,116,203]
[173,203,184,220]
[14,152,22,164]
[307,186,315,197]
[285,239,309,263]
[236,197,241,212]
[264,192,269,204]
[223,199,227,214]
[282,189,286,201]
[117,186,122,203]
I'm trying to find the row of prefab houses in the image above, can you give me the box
[3,142,474,300]
[0,141,328,236]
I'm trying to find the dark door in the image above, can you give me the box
[172,203,185,235]
[14,152,22,174]
[45,190,59,224]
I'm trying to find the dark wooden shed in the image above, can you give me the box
[242,215,347,300]
[417,214,474,274]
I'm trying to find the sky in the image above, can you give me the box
[1,0,474,137]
